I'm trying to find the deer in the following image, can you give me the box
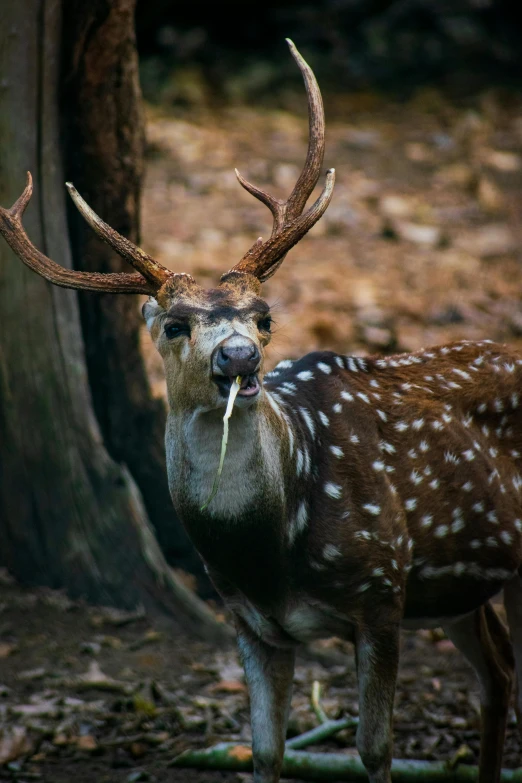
[2,38,522,783]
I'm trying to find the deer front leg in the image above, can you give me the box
[236,618,295,783]
[354,623,400,783]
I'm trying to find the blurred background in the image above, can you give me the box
[0,1,522,779]
[136,0,522,398]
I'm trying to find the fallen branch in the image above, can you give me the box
[285,716,357,750]
[54,662,134,695]
[170,743,522,781]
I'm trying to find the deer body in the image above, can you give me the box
[2,39,522,783]
[171,341,522,634]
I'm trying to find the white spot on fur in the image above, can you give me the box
[324,482,342,499]
[356,582,371,593]
[299,407,316,438]
[318,411,329,427]
[297,370,314,381]
[288,501,309,544]
[317,362,332,374]
[323,543,342,560]
[381,441,396,455]
[330,445,344,458]
[363,503,381,516]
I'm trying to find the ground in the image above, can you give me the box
[0,576,520,782]
[5,86,522,780]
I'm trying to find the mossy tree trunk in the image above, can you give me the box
[0,0,223,639]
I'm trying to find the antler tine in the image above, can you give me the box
[66,183,171,289]
[247,167,335,282]
[0,173,159,295]
[234,168,286,234]
[225,41,334,283]
[284,38,325,221]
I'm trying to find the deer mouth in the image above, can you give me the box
[214,373,260,398]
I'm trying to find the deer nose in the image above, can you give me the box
[215,340,260,377]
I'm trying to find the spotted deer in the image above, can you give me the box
[2,39,522,783]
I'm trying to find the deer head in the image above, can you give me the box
[0,41,334,415]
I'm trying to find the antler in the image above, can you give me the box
[226,39,335,283]
[0,172,172,295]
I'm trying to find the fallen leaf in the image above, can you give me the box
[0,726,34,764]
[483,149,521,172]
[436,639,456,653]
[16,667,46,681]
[76,735,97,751]
[228,745,252,762]
[208,679,247,694]
[455,223,516,257]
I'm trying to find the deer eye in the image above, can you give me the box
[258,315,272,333]
[165,322,190,339]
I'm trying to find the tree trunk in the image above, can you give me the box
[0,0,226,641]
[60,0,204,580]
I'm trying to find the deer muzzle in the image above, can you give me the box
[212,337,261,398]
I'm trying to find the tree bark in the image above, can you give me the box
[0,0,226,640]
[60,0,204,579]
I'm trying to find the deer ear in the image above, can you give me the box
[142,298,164,331]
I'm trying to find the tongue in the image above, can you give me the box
[237,374,259,396]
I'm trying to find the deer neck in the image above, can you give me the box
[165,392,288,522]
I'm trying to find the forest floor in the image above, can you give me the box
[0,576,520,783]
[5,86,522,781]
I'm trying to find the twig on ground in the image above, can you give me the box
[310,681,329,725]
[285,716,357,750]
[54,661,134,695]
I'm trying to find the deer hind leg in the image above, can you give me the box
[236,618,295,783]
[503,572,522,739]
[443,603,514,783]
